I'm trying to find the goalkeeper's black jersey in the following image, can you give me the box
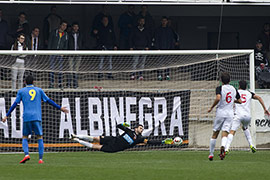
[114,124,145,150]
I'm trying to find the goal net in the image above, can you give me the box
[0,50,255,152]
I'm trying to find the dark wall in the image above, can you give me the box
[1,4,269,50]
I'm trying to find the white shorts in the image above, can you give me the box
[230,114,251,131]
[213,116,233,132]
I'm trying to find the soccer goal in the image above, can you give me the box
[0,50,255,152]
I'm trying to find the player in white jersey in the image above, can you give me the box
[225,80,270,154]
[208,72,241,161]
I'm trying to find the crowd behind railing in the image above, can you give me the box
[0,5,269,89]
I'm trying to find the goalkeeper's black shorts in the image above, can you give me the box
[100,136,125,153]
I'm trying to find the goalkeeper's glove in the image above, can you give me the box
[122,122,130,127]
[162,138,174,145]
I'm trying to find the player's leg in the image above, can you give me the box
[33,121,44,163]
[72,138,102,150]
[20,122,31,163]
[49,55,56,88]
[209,116,223,160]
[219,117,233,160]
[225,130,236,154]
[71,134,97,142]
[242,116,256,153]
[225,116,240,153]
[17,60,25,89]
[11,63,18,90]
[37,135,44,164]
[209,130,219,160]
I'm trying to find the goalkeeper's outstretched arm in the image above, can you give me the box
[142,138,174,145]
[116,123,131,133]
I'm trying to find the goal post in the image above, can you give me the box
[0,49,255,152]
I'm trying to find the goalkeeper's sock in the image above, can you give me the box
[75,135,94,142]
[225,134,234,152]
[209,138,216,156]
[221,136,228,147]
[75,138,93,148]
[22,138,29,156]
[243,129,253,146]
[38,139,44,160]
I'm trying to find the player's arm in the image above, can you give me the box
[253,94,270,115]
[142,138,173,145]
[41,89,68,113]
[46,99,69,113]
[208,86,221,113]
[234,89,242,104]
[116,123,131,132]
[2,92,22,123]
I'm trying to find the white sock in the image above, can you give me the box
[209,138,216,156]
[74,138,93,148]
[76,135,94,142]
[221,136,228,147]
[244,129,253,147]
[225,134,234,151]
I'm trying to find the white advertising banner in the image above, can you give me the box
[254,92,270,132]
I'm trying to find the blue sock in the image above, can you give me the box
[22,139,29,156]
[38,139,44,160]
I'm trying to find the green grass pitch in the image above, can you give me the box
[1,150,270,180]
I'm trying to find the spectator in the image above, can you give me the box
[0,9,9,81]
[92,5,114,32]
[118,5,136,50]
[136,5,155,41]
[12,12,30,39]
[256,63,270,89]
[11,33,28,90]
[257,23,270,60]
[0,9,9,50]
[91,5,114,50]
[48,20,68,89]
[43,5,62,49]
[154,16,175,81]
[168,17,180,49]
[27,27,43,50]
[67,22,84,88]
[94,16,117,80]
[129,17,151,80]
[154,16,175,50]
[254,40,267,67]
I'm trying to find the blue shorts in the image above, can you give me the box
[23,121,43,136]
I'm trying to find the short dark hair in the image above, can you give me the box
[17,33,25,38]
[19,12,26,17]
[32,27,40,31]
[25,75,34,85]
[60,20,68,25]
[72,22,79,26]
[239,80,247,90]
[51,5,57,11]
[135,124,143,129]
[221,72,230,84]
[162,16,168,20]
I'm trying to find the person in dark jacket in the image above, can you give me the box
[12,12,30,40]
[43,5,62,49]
[27,27,43,50]
[136,5,155,40]
[129,17,151,80]
[0,9,9,50]
[118,5,136,50]
[48,20,68,89]
[67,22,84,88]
[94,16,117,80]
[154,16,175,81]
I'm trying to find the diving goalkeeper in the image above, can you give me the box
[71,123,173,152]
